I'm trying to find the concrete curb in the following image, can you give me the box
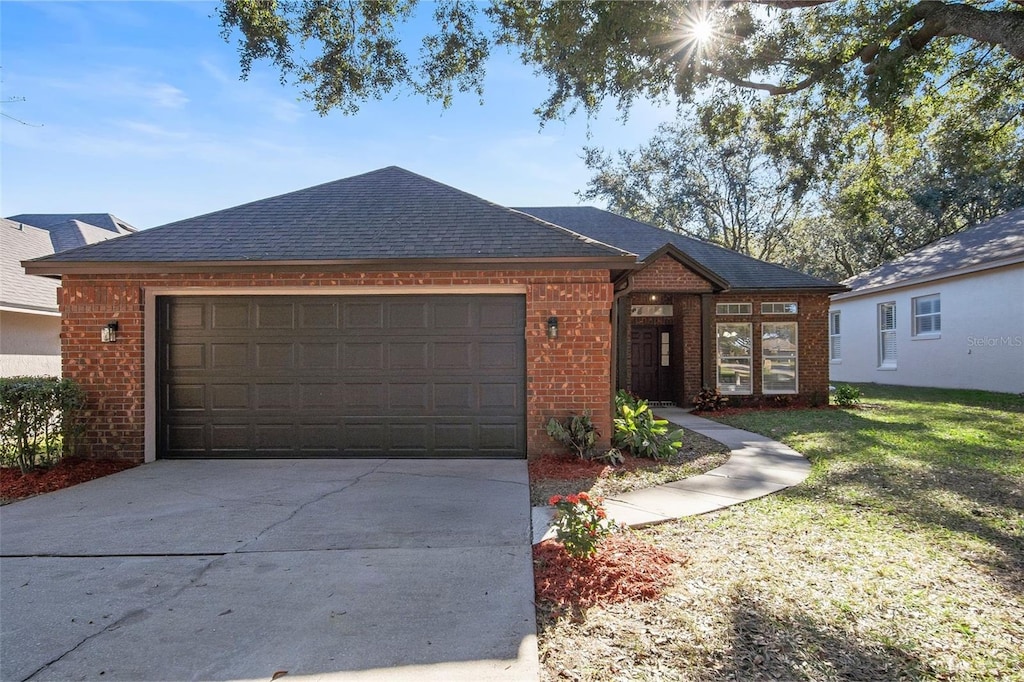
[532,408,811,544]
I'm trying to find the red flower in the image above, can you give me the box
[577,492,590,501]
[567,494,580,504]
[548,495,562,506]
[596,509,607,519]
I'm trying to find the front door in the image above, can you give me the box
[630,326,673,402]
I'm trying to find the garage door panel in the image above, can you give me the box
[167,344,205,370]
[211,301,249,329]
[389,342,428,369]
[299,302,338,329]
[159,295,524,458]
[345,302,384,328]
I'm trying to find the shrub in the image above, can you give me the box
[546,412,600,460]
[0,376,85,474]
[613,390,685,460]
[548,492,617,558]
[692,387,729,412]
[833,383,862,407]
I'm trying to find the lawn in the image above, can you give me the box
[537,384,1024,681]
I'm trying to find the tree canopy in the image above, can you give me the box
[219,1,1024,121]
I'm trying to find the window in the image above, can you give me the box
[878,302,897,367]
[763,323,798,393]
[660,331,670,367]
[829,311,841,361]
[762,302,798,314]
[716,302,752,315]
[717,323,752,394]
[913,294,941,336]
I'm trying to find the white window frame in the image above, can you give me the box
[716,302,752,316]
[716,323,752,395]
[829,311,841,362]
[761,302,798,315]
[762,322,798,394]
[878,302,897,368]
[912,294,941,338]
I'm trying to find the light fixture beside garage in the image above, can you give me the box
[546,316,558,339]
[101,321,118,343]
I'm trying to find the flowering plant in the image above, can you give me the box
[548,492,617,558]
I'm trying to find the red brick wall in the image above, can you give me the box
[631,257,714,292]
[59,270,613,462]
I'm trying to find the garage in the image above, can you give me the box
[157,294,526,458]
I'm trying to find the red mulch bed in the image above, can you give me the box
[1,458,138,501]
[528,453,666,481]
[534,534,687,613]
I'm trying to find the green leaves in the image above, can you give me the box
[0,376,86,474]
[613,390,685,461]
[546,411,600,460]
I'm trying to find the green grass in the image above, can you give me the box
[538,384,1024,681]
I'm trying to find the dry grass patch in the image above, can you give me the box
[537,385,1024,681]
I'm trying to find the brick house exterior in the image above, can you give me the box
[25,168,843,463]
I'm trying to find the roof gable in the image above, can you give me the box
[842,207,1024,293]
[515,206,842,291]
[1,219,59,313]
[27,168,633,270]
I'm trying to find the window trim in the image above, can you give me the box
[829,310,841,362]
[716,322,753,395]
[761,301,798,315]
[878,301,897,369]
[762,322,798,394]
[912,293,941,338]
[716,302,752,316]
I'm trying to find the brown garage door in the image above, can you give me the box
[157,295,525,458]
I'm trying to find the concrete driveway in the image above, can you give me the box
[0,459,538,681]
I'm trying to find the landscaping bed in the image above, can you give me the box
[528,426,730,506]
[1,458,138,504]
[536,385,1024,681]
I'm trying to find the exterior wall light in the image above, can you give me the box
[102,321,118,343]
[546,316,558,339]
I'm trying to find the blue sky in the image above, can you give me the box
[1,1,675,229]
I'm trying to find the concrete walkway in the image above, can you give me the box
[533,408,811,542]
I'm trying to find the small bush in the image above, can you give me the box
[546,412,600,460]
[613,390,685,460]
[833,383,862,407]
[0,376,85,473]
[548,492,617,558]
[693,387,729,412]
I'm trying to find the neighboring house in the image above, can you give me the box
[1,214,135,376]
[22,167,843,462]
[829,207,1024,394]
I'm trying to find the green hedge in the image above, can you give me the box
[0,376,85,473]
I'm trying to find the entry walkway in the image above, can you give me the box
[533,408,811,542]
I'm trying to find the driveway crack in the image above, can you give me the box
[238,460,390,551]
[19,556,222,681]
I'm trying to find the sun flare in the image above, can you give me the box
[691,18,715,44]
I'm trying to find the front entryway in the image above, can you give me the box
[630,325,674,402]
[157,294,526,458]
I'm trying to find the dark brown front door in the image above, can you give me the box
[157,295,525,459]
[630,325,673,402]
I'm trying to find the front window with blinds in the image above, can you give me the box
[878,302,897,367]
[717,323,752,394]
[913,294,941,336]
[829,311,841,361]
[763,323,798,393]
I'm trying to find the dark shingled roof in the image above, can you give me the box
[841,207,1024,293]
[33,167,629,265]
[515,206,842,291]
